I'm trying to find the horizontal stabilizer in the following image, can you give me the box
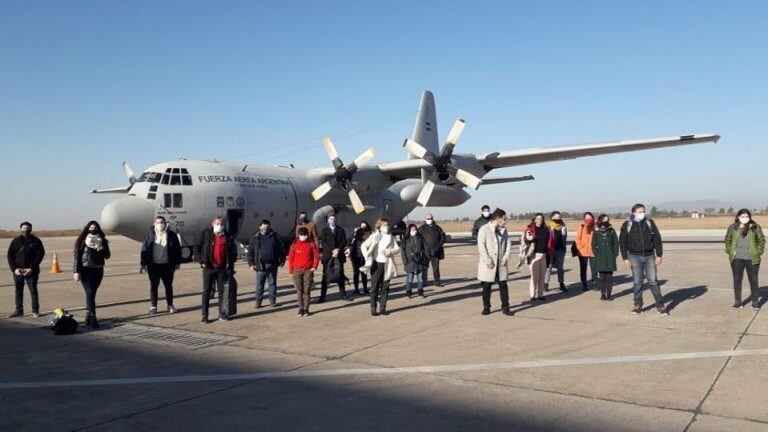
[90,186,132,194]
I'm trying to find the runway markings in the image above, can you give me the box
[2,348,767,390]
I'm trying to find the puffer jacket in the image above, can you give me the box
[725,222,765,265]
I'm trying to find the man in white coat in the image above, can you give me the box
[477,208,514,316]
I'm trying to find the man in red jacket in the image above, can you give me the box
[288,227,320,317]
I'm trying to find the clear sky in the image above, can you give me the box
[1,1,766,229]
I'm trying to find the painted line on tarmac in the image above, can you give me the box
[2,348,768,390]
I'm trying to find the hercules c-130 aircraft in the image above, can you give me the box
[94,91,720,260]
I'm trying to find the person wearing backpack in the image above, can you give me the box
[620,203,668,316]
[73,221,111,329]
[592,214,619,301]
[360,218,400,316]
[724,209,765,310]
[401,223,428,298]
[287,227,320,317]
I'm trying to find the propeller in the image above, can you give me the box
[310,137,375,215]
[403,118,482,206]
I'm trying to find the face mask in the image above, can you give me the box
[739,216,750,224]
[584,216,594,224]
[299,216,308,223]
[634,212,646,222]
[360,224,367,230]
[260,227,268,234]
[553,217,561,222]
[155,223,166,232]
[299,235,308,241]
[213,224,224,234]
[600,221,610,228]
[21,228,30,236]
[380,226,390,234]
[498,220,507,228]
[410,230,417,236]
[328,219,336,227]
[89,226,98,232]
[482,211,491,218]
[425,219,433,225]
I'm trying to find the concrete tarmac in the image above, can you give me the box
[1,233,767,431]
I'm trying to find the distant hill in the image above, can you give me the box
[651,200,738,212]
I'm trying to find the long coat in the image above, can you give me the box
[591,227,619,272]
[360,232,400,281]
[477,223,513,283]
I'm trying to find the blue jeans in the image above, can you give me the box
[406,271,423,295]
[628,254,663,307]
[255,267,278,303]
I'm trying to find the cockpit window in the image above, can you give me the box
[137,172,162,183]
[181,168,192,185]
[170,168,181,185]
[142,168,192,186]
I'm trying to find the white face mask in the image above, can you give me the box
[213,224,224,234]
[154,223,166,232]
[634,212,646,222]
[482,211,491,218]
[380,226,390,234]
[410,230,417,236]
[360,224,367,230]
[425,219,433,225]
[299,235,308,241]
[498,220,507,228]
[739,216,750,225]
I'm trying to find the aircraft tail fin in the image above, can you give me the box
[410,91,440,182]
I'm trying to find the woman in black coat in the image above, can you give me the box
[348,221,372,295]
[73,220,111,329]
[401,224,428,298]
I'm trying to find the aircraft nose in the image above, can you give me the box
[100,196,155,241]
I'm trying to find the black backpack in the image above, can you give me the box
[51,314,78,335]
[325,257,343,284]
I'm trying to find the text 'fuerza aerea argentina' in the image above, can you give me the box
[196,176,291,185]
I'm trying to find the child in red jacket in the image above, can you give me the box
[288,227,320,317]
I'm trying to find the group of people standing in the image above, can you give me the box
[6,205,764,324]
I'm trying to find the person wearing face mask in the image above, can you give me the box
[360,218,400,316]
[318,214,350,303]
[591,214,619,301]
[140,216,183,315]
[295,211,319,248]
[7,221,45,318]
[401,223,428,298]
[620,203,668,316]
[574,212,598,291]
[418,214,447,288]
[73,221,111,329]
[724,209,765,310]
[287,227,320,317]
[348,221,372,295]
[471,205,493,241]
[545,211,568,292]
[477,209,514,316]
[524,213,554,301]
[247,220,285,308]
[196,217,238,323]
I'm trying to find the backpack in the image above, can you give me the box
[325,257,343,284]
[627,218,657,239]
[51,314,78,335]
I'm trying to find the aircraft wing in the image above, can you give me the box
[374,159,433,181]
[477,134,720,170]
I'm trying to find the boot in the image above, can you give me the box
[370,302,378,316]
[502,306,514,316]
[380,285,390,315]
[84,313,93,327]
[418,288,426,298]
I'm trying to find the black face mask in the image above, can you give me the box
[600,222,610,228]
[299,217,308,223]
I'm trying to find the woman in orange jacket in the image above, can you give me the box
[574,212,597,291]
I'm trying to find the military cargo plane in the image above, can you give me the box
[94,91,719,260]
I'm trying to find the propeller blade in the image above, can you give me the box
[351,148,375,169]
[439,142,455,159]
[416,180,436,207]
[403,139,429,159]
[122,161,137,185]
[311,181,334,201]
[348,189,366,215]
[322,137,340,161]
[454,168,482,190]
[445,118,466,145]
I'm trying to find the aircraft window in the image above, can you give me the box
[147,193,156,200]
[165,168,172,173]
[149,185,158,192]
[173,193,183,208]
[161,173,170,185]
[181,168,189,174]
[163,193,183,208]
[170,173,181,185]
[137,172,150,182]
[164,193,172,207]
[182,175,192,185]
[147,172,162,183]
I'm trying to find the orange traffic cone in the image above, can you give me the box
[50,252,62,274]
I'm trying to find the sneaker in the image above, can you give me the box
[732,302,743,309]
[752,303,761,311]
[657,305,670,316]
[297,310,303,317]
[271,301,278,308]
[148,306,157,316]
[8,311,22,318]
[168,305,177,314]
[631,305,642,315]
[31,312,40,318]
[303,310,311,317]
[201,316,208,324]
[560,284,568,292]
[255,301,263,309]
